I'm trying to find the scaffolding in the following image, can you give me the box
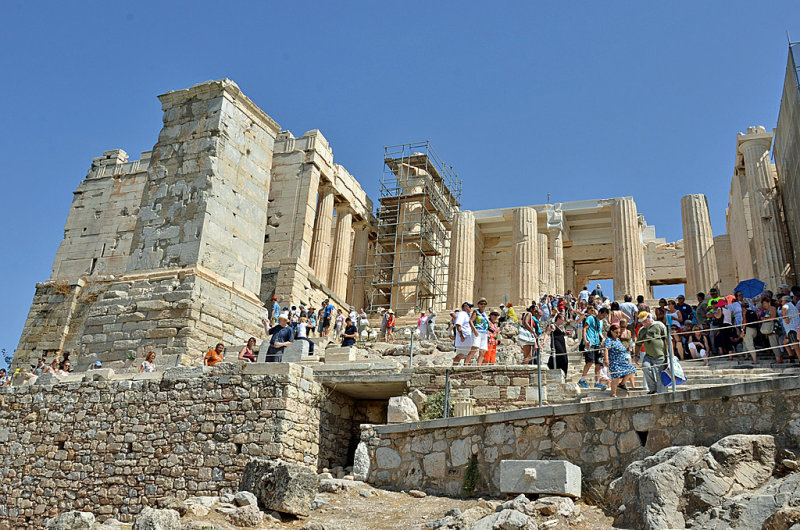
[353,142,461,317]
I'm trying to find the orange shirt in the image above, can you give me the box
[205,349,223,366]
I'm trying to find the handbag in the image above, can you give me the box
[518,314,537,343]
[760,320,775,335]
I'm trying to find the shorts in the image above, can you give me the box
[455,333,473,349]
[583,347,603,365]
[472,332,488,350]
[454,345,472,357]
[787,330,798,343]
[323,317,331,328]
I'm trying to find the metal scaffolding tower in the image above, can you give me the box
[353,142,461,316]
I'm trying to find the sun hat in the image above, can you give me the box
[637,311,650,323]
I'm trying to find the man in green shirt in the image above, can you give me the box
[635,312,669,394]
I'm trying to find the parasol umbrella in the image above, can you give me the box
[734,278,766,299]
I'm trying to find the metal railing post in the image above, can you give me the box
[443,368,451,419]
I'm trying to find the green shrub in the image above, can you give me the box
[462,455,479,495]
[421,390,454,420]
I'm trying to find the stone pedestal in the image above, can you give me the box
[611,198,647,298]
[329,206,354,300]
[310,185,335,285]
[510,207,538,306]
[537,233,549,297]
[681,194,720,296]
[447,211,476,308]
[738,127,792,287]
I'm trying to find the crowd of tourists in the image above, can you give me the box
[445,282,800,398]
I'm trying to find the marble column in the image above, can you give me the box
[537,233,549,298]
[310,184,335,284]
[329,205,354,300]
[349,219,370,309]
[549,229,564,294]
[510,207,538,307]
[738,126,791,287]
[611,197,648,298]
[681,194,720,296]
[447,210,476,308]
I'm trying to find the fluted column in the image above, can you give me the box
[310,184,335,284]
[349,219,370,308]
[329,205,354,300]
[447,210,476,308]
[738,126,791,287]
[549,229,564,294]
[612,198,648,298]
[537,233,549,297]
[681,194,720,296]
[510,207,538,306]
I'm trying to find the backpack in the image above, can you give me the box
[745,307,759,327]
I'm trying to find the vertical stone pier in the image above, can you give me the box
[350,220,371,309]
[310,185,335,284]
[549,229,564,294]
[537,233,549,297]
[329,206,354,300]
[681,194,720,296]
[447,210,476,307]
[611,197,647,298]
[738,127,792,287]
[510,207,538,306]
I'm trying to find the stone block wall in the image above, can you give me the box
[0,364,354,526]
[409,366,577,413]
[363,376,800,499]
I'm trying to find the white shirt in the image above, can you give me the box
[296,322,307,338]
[579,289,590,302]
[454,310,472,347]
[620,302,638,322]
[782,302,800,334]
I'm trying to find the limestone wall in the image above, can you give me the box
[363,376,800,499]
[409,367,577,414]
[0,364,355,526]
[644,240,686,286]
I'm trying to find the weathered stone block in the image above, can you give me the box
[45,511,96,529]
[499,459,581,498]
[162,366,204,381]
[240,458,317,516]
[324,347,356,364]
[283,340,309,362]
[472,386,501,399]
[387,396,419,423]
[132,507,180,529]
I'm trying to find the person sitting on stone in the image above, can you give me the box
[204,343,225,366]
[139,351,157,373]
[31,358,46,376]
[504,303,518,323]
[42,358,59,374]
[341,317,358,347]
[238,338,257,363]
[0,368,10,386]
[91,361,102,370]
[265,315,294,362]
[57,360,72,375]
[294,316,314,354]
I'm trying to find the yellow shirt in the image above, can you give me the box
[506,306,519,322]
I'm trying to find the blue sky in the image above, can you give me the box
[0,1,797,356]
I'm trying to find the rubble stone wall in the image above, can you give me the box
[0,364,354,526]
[363,376,800,499]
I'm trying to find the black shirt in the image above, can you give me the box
[341,324,358,347]
[552,326,567,354]
[270,325,294,352]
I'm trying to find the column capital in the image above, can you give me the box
[737,126,773,154]
[335,203,354,217]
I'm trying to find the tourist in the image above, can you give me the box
[32,358,46,376]
[518,304,539,365]
[322,299,335,336]
[686,325,710,366]
[472,298,491,365]
[417,312,427,338]
[780,295,800,359]
[341,317,358,347]
[578,305,606,389]
[270,296,280,325]
[139,351,157,373]
[290,306,300,333]
[547,313,569,378]
[603,324,637,397]
[619,295,638,332]
[505,303,518,323]
[540,296,551,321]
[308,308,317,337]
[349,307,358,324]
[499,303,507,323]
[655,298,668,324]
[712,299,734,357]
[265,315,294,362]
[759,296,782,362]
[425,309,438,341]
[579,286,590,303]
[385,309,396,343]
[635,312,668,394]
[666,300,683,326]
[609,301,624,326]
[730,291,745,332]
[91,361,102,370]
[741,301,759,363]
[333,309,344,340]
[675,295,693,324]
[42,359,59,374]
[0,368,9,386]
[452,302,474,366]
[484,311,500,365]
[670,322,685,360]
[591,283,604,299]
[295,316,315,354]
[204,343,225,366]
[695,293,708,329]
[358,308,369,333]
[379,308,389,340]
[57,359,72,375]
[238,337,257,362]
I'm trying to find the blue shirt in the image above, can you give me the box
[272,302,280,317]
[270,325,294,350]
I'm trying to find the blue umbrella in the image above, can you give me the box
[734,278,766,299]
